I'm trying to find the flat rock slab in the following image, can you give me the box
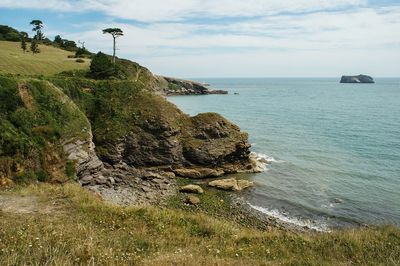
[174,168,224,179]
[208,178,254,191]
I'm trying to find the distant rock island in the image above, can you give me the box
[340,75,375,84]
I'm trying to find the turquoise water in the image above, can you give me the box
[169,78,400,230]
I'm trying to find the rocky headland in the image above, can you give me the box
[340,74,375,83]
[0,59,260,207]
[155,76,228,95]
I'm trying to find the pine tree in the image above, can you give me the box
[102,28,123,65]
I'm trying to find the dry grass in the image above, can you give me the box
[0,183,399,265]
[0,41,90,75]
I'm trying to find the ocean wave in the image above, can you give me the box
[248,203,330,232]
[251,152,284,164]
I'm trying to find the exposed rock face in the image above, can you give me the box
[62,131,105,186]
[340,75,375,84]
[208,178,254,191]
[156,76,228,95]
[95,94,254,176]
[86,164,177,206]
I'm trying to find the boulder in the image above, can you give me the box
[237,179,254,190]
[340,75,375,84]
[185,195,201,205]
[180,184,204,194]
[208,178,254,191]
[174,168,224,179]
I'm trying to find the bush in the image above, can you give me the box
[65,160,76,180]
[89,52,114,79]
[75,47,91,58]
[75,58,85,63]
[61,40,77,51]
[36,170,49,182]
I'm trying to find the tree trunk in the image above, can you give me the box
[112,36,116,65]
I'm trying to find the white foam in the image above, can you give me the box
[248,203,330,232]
[252,152,284,163]
[250,152,285,172]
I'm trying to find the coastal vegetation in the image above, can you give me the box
[0,22,399,265]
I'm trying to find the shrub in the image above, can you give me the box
[36,170,49,182]
[75,47,91,58]
[89,52,114,79]
[65,160,76,180]
[75,58,85,63]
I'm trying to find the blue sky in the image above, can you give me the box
[1,0,400,77]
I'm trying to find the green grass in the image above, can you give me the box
[0,183,399,265]
[0,41,90,75]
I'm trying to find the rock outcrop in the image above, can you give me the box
[208,178,254,191]
[155,76,228,95]
[1,56,257,204]
[340,75,375,84]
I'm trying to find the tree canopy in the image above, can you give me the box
[30,19,44,41]
[102,28,124,37]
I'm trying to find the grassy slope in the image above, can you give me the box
[0,184,399,265]
[0,41,90,75]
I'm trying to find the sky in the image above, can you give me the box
[1,0,400,78]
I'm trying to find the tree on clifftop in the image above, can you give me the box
[30,20,44,41]
[102,28,123,65]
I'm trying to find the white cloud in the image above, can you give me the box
[58,5,400,77]
[2,1,399,76]
[1,0,367,21]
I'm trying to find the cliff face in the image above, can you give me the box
[50,78,253,175]
[0,70,254,190]
[340,75,375,83]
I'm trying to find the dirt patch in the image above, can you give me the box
[18,84,35,111]
[0,195,57,214]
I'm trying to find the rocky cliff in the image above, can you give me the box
[0,65,256,203]
[340,75,375,83]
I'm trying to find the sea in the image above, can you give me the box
[168,78,400,231]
